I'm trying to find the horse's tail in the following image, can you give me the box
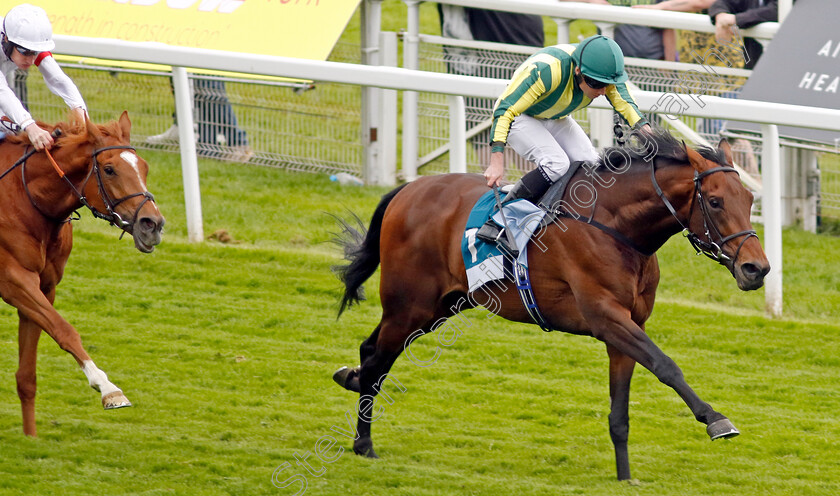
[333,184,408,317]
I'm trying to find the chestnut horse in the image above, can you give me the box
[0,112,164,436]
[332,130,770,481]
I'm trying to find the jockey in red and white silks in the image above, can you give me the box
[1,3,86,150]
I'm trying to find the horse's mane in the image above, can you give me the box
[597,126,727,172]
[4,114,127,149]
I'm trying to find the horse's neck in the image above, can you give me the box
[593,160,696,253]
[26,150,91,220]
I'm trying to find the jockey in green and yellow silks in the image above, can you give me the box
[483,35,649,197]
[477,35,651,252]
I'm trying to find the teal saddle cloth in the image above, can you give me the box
[461,191,546,292]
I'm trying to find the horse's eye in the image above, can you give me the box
[708,197,723,209]
[103,165,116,176]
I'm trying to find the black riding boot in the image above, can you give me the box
[476,167,553,252]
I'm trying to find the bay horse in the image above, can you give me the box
[332,129,769,481]
[0,111,164,436]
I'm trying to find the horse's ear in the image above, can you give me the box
[718,137,734,165]
[118,111,131,140]
[683,141,713,173]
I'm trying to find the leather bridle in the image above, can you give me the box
[651,161,757,267]
[2,140,155,233]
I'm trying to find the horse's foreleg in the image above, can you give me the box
[606,344,636,481]
[600,319,733,437]
[16,316,42,436]
[82,361,132,409]
[0,268,130,411]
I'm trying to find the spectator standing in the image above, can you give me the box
[708,0,780,69]
[631,0,718,61]
[560,0,677,62]
[437,6,544,79]
[635,0,758,174]
[146,78,253,162]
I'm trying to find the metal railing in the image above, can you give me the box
[46,32,840,316]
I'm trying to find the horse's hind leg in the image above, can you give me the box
[352,301,449,458]
[16,316,42,436]
[353,336,405,458]
[606,344,637,481]
[333,325,381,394]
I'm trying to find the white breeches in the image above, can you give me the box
[507,115,599,182]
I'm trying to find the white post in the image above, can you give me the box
[594,22,615,40]
[781,145,796,226]
[448,95,467,173]
[172,66,203,242]
[402,0,421,181]
[553,18,571,44]
[761,124,782,317]
[778,0,793,23]
[588,108,614,150]
[379,31,399,185]
[804,151,819,233]
[361,0,383,185]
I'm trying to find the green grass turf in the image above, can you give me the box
[0,149,837,495]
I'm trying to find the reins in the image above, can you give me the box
[545,154,757,265]
[548,170,656,257]
[0,146,37,182]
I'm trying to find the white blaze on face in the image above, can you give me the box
[120,151,149,190]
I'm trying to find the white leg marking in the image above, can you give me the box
[82,360,120,397]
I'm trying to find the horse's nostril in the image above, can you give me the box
[760,264,770,278]
[741,263,768,280]
[139,217,160,233]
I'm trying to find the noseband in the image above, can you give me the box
[651,161,758,266]
[5,143,155,233]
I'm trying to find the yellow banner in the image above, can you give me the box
[27,0,359,61]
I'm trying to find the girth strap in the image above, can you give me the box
[513,262,554,333]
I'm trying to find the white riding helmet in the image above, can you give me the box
[2,3,55,52]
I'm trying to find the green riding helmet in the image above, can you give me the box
[571,35,628,85]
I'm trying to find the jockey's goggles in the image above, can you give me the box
[14,44,39,57]
[583,74,609,90]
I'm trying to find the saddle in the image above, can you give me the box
[475,161,584,254]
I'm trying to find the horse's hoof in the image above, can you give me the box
[353,437,379,459]
[333,366,360,393]
[707,418,739,440]
[102,391,132,410]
